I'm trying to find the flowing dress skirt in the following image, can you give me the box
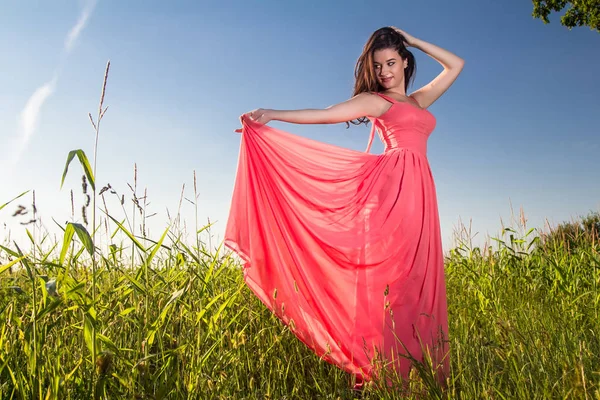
[225,118,449,383]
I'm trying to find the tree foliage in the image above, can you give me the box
[532,0,600,32]
[538,211,600,253]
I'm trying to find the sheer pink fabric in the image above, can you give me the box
[225,92,449,384]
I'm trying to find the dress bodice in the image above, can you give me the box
[366,93,436,156]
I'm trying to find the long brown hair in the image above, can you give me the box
[350,27,417,126]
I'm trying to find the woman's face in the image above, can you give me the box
[373,48,407,90]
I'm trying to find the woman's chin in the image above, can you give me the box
[385,83,403,91]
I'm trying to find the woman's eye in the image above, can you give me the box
[388,62,395,66]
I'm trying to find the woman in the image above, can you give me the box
[226,26,464,390]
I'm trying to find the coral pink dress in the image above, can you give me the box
[225,92,449,384]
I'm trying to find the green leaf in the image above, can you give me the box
[106,214,146,253]
[196,292,226,324]
[122,274,146,295]
[197,220,215,234]
[165,287,186,309]
[212,285,244,324]
[52,217,67,232]
[0,245,20,258]
[65,281,86,300]
[71,223,94,257]
[86,305,97,322]
[37,298,64,320]
[26,229,35,245]
[97,334,119,354]
[64,358,83,382]
[13,244,34,282]
[203,246,223,284]
[0,256,25,275]
[145,226,170,268]
[83,316,95,355]
[0,190,30,212]
[156,286,187,325]
[60,149,95,191]
[118,307,136,317]
[60,223,75,265]
[2,362,17,386]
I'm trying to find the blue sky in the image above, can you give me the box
[1,0,599,252]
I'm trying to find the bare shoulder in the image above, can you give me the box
[407,94,425,109]
[352,91,381,103]
[337,92,388,117]
[355,91,391,116]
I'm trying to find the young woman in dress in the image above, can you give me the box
[226,26,465,390]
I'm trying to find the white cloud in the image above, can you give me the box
[19,78,56,144]
[0,79,57,173]
[10,0,98,167]
[64,0,97,53]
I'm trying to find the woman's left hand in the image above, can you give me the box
[235,108,274,132]
[245,108,274,124]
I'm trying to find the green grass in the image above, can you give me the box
[2,203,599,399]
[1,62,599,399]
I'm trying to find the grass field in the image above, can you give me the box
[1,62,599,399]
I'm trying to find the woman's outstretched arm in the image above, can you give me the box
[239,92,384,128]
[396,28,465,109]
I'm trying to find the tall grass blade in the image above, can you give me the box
[0,257,25,275]
[70,223,94,257]
[60,223,76,265]
[0,190,30,212]
[60,149,95,190]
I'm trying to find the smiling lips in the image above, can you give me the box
[380,76,393,84]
